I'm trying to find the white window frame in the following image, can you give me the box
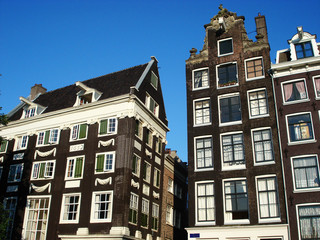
[168,178,174,193]
[31,160,56,180]
[70,123,88,141]
[291,154,320,192]
[218,93,242,126]
[218,37,233,57]
[24,107,36,118]
[195,180,215,226]
[296,203,320,240]
[60,193,81,224]
[129,192,139,225]
[166,205,173,225]
[14,135,28,151]
[151,203,159,231]
[135,119,143,140]
[223,178,250,225]
[285,112,315,145]
[143,161,151,183]
[145,93,159,117]
[247,88,269,119]
[0,139,8,153]
[312,75,320,100]
[155,137,162,154]
[216,62,238,89]
[36,128,60,146]
[90,191,113,223]
[281,78,309,105]
[65,156,85,180]
[98,117,117,136]
[194,135,214,172]
[94,151,115,174]
[146,129,153,147]
[193,97,211,127]
[255,175,281,223]
[132,154,141,177]
[153,168,161,188]
[141,198,149,228]
[244,56,265,81]
[220,131,245,171]
[3,197,18,240]
[8,163,24,183]
[22,195,51,240]
[251,127,275,166]
[150,71,158,90]
[192,67,210,90]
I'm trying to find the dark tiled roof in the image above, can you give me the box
[9,63,148,121]
[278,50,291,63]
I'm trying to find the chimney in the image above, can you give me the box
[255,14,268,43]
[30,84,47,100]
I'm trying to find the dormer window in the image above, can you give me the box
[295,41,313,59]
[146,93,159,117]
[74,82,102,107]
[19,97,46,119]
[24,108,36,118]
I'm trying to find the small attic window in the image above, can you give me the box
[218,38,233,56]
[79,93,92,105]
[74,82,102,107]
[24,108,36,118]
[19,97,46,119]
[150,72,158,90]
[295,42,314,59]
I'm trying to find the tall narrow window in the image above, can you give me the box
[282,80,307,103]
[90,191,113,222]
[193,68,209,89]
[166,205,173,225]
[168,178,174,193]
[217,63,238,88]
[219,95,241,124]
[252,129,274,164]
[297,205,320,239]
[194,99,211,125]
[313,76,320,98]
[257,177,280,220]
[221,133,245,168]
[195,137,213,170]
[95,152,115,173]
[132,154,141,177]
[248,89,268,117]
[8,164,24,182]
[146,129,153,146]
[66,157,84,179]
[150,72,158,89]
[129,193,139,224]
[292,156,320,190]
[3,197,17,239]
[151,203,159,231]
[197,182,215,223]
[141,198,149,227]
[154,168,160,188]
[146,94,159,116]
[287,113,314,143]
[23,197,50,240]
[0,139,8,153]
[135,120,143,139]
[143,162,151,183]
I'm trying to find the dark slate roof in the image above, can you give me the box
[9,63,148,121]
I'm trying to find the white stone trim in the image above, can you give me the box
[95,177,112,186]
[34,148,56,159]
[30,183,51,193]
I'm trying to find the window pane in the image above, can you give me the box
[219,39,233,55]
[220,96,241,123]
[288,114,313,142]
[218,64,237,87]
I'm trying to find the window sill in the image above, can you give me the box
[246,76,265,81]
[98,133,117,137]
[288,139,316,146]
[218,52,234,57]
[193,123,212,127]
[249,114,269,120]
[258,218,281,224]
[293,188,320,193]
[194,167,214,172]
[283,99,309,105]
[90,219,112,223]
[192,86,210,91]
[217,83,239,89]
[222,165,246,171]
[224,219,250,225]
[195,221,216,226]
[254,161,275,167]
[219,120,242,127]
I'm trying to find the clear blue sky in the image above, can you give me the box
[1,0,319,163]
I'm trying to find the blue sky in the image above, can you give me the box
[1,0,319,163]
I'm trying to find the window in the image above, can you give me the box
[224,179,249,222]
[24,107,36,118]
[221,133,245,169]
[146,93,159,116]
[99,118,117,135]
[196,182,215,223]
[23,197,50,240]
[252,129,274,164]
[218,38,233,56]
[37,129,59,146]
[151,203,159,231]
[150,71,158,89]
[295,41,314,59]
[193,68,209,89]
[287,113,314,143]
[195,136,213,170]
[14,135,28,150]
[3,197,17,239]
[248,89,268,118]
[129,193,139,224]
[95,152,115,173]
[174,183,183,199]
[146,129,153,146]
[245,57,264,80]
[8,163,24,182]
[141,198,149,227]
[297,205,320,239]
[194,98,211,126]
[0,166,3,180]
[174,209,182,228]
[313,76,320,99]
[60,193,81,223]
[217,63,238,88]
[154,168,160,188]
[219,94,241,125]
[0,139,8,153]
[70,123,87,141]
[135,120,143,139]
[166,205,173,225]
[282,79,308,103]
[168,178,174,193]
[65,156,84,180]
[31,160,55,180]
[292,156,320,190]
[256,177,280,221]
[90,191,113,222]
[143,162,151,183]
[132,154,141,177]
[155,137,162,154]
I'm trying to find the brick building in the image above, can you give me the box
[185,7,289,239]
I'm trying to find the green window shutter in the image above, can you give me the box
[74,157,83,178]
[99,120,108,135]
[96,155,104,172]
[44,130,50,144]
[79,124,87,139]
[0,140,8,152]
[39,163,46,178]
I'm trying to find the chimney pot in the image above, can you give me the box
[30,84,47,100]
